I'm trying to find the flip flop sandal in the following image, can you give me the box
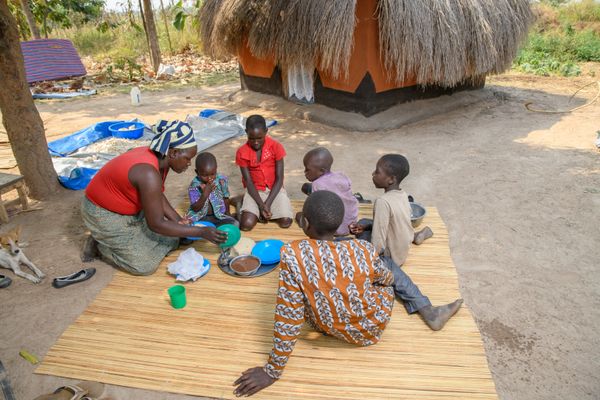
[52,385,89,400]
[52,268,96,289]
[353,192,372,204]
[0,275,12,289]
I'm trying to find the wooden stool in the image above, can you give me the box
[0,173,29,223]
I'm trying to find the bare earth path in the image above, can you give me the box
[0,73,598,400]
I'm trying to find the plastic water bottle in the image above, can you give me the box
[596,131,600,149]
[130,86,141,106]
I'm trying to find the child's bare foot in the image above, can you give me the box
[295,212,304,228]
[413,226,433,245]
[418,299,463,331]
[277,218,293,229]
[81,235,99,262]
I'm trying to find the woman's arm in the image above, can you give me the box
[162,194,182,222]
[129,164,226,243]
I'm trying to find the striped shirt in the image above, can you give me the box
[264,239,395,379]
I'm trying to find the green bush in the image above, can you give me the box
[514,0,600,76]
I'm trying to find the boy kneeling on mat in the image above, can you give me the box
[233,191,462,397]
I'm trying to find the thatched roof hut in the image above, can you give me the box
[200,0,533,116]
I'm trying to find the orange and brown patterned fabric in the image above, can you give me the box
[264,239,395,379]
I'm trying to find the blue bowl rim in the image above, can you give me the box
[186,221,217,240]
[108,121,145,132]
[251,239,285,264]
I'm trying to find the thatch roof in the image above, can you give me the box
[199,0,532,87]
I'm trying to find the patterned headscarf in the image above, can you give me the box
[150,120,196,156]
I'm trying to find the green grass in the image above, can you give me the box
[103,69,239,96]
[513,0,600,77]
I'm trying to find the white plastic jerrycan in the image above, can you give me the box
[130,86,141,106]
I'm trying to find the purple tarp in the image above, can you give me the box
[20,39,86,84]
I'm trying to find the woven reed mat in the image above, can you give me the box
[37,201,497,399]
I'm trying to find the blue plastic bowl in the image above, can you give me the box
[252,239,285,265]
[186,221,216,241]
[108,122,145,139]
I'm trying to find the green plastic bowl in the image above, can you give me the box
[217,224,241,249]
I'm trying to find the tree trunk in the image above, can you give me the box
[19,0,39,39]
[0,0,60,200]
[159,0,172,54]
[141,0,161,73]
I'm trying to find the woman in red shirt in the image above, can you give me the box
[81,120,226,275]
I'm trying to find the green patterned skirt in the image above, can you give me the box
[81,197,179,275]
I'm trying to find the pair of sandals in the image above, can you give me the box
[0,270,95,289]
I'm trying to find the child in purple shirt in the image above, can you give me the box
[297,147,358,236]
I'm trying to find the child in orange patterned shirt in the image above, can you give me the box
[233,190,463,397]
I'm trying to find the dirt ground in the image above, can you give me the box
[0,72,599,400]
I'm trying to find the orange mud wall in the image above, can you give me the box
[237,0,416,94]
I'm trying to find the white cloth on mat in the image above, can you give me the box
[167,248,209,281]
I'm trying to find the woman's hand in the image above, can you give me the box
[233,367,275,397]
[197,226,227,244]
[178,215,193,225]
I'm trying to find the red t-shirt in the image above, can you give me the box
[86,147,166,215]
[235,135,286,191]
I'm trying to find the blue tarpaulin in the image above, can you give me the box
[50,110,278,190]
[48,120,123,157]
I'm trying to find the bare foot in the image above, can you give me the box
[295,212,304,228]
[81,235,99,262]
[413,226,433,245]
[418,299,463,331]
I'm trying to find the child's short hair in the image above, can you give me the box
[304,147,333,171]
[303,191,344,234]
[246,115,267,132]
[195,152,217,170]
[380,154,410,183]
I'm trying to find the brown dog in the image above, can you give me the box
[0,226,45,284]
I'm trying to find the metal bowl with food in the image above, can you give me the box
[229,255,262,276]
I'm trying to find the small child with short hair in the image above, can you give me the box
[233,190,462,397]
[235,115,293,231]
[349,154,433,267]
[187,152,238,227]
[297,147,358,236]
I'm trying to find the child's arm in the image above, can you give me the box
[220,176,232,216]
[371,199,391,255]
[189,181,216,213]
[223,197,231,215]
[301,182,312,195]
[240,166,266,214]
[233,256,304,396]
[263,158,284,216]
